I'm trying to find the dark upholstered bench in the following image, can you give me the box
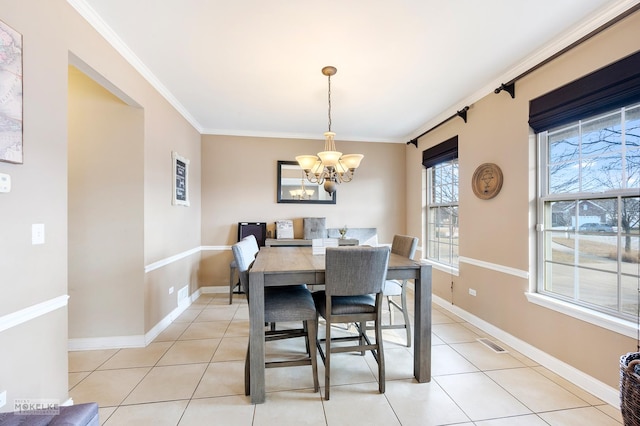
[0,402,98,426]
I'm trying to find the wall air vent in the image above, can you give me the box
[178,286,189,304]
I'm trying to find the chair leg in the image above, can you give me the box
[229,265,235,305]
[387,295,394,325]
[306,319,319,392]
[303,320,311,355]
[400,282,412,348]
[244,343,250,396]
[324,316,331,400]
[375,311,385,394]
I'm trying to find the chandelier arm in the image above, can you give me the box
[304,171,322,184]
[328,167,344,184]
[339,169,356,182]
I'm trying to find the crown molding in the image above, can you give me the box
[406,0,640,142]
[66,0,203,132]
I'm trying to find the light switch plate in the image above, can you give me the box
[0,173,10,193]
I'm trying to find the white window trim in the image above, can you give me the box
[426,159,459,268]
[536,106,640,324]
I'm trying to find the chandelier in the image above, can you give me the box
[296,66,363,194]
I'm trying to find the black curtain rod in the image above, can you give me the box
[406,107,468,148]
[407,3,640,148]
[495,3,640,95]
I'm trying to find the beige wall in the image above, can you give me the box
[199,135,406,288]
[68,65,145,338]
[0,309,69,408]
[405,11,640,389]
[0,0,638,412]
[0,0,201,410]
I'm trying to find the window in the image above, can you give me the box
[423,136,459,269]
[537,103,640,320]
[426,159,459,267]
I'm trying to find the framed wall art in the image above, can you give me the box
[0,19,23,164]
[172,151,190,206]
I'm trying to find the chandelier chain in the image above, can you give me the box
[327,74,332,132]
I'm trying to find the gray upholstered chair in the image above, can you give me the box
[229,235,259,304]
[312,246,390,400]
[380,235,418,347]
[232,237,319,396]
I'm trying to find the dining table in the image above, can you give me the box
[247,246,432,404]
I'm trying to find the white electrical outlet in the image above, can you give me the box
[0,390,6,409]
[0,173,10,193]
[469,288,477,296]
[169,286,174,295]
[32,224,45,245]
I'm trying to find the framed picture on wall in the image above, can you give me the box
[172,151,190,206]
[0,20,23,164]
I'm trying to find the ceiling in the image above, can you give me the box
[70,0,637,143]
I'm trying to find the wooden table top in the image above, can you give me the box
[252,246,420,275]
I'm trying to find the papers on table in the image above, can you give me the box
[312,238,339,255]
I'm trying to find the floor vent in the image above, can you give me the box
[477,338,508,353]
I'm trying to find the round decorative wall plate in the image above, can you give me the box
[472,163,503,200]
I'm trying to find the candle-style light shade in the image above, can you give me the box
[340,154,364,169]
[317,151,342,167]
[296,155,319,171]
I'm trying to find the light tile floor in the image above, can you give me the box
[69,292,623,425]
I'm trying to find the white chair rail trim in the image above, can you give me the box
[0,295,69,333]
[200,245,231,251]
[144,246,203,273]
[459,256,529,279]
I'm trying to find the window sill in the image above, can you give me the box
[525,292,638,339]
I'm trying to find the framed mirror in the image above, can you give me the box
[277,160,336,204]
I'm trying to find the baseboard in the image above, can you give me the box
[431,294,619,407]
[68,334,146,351]
[198,286,227,294]
[143,296,192,345]
[68,290,196,351]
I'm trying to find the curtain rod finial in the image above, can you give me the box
[406,139,418,148]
